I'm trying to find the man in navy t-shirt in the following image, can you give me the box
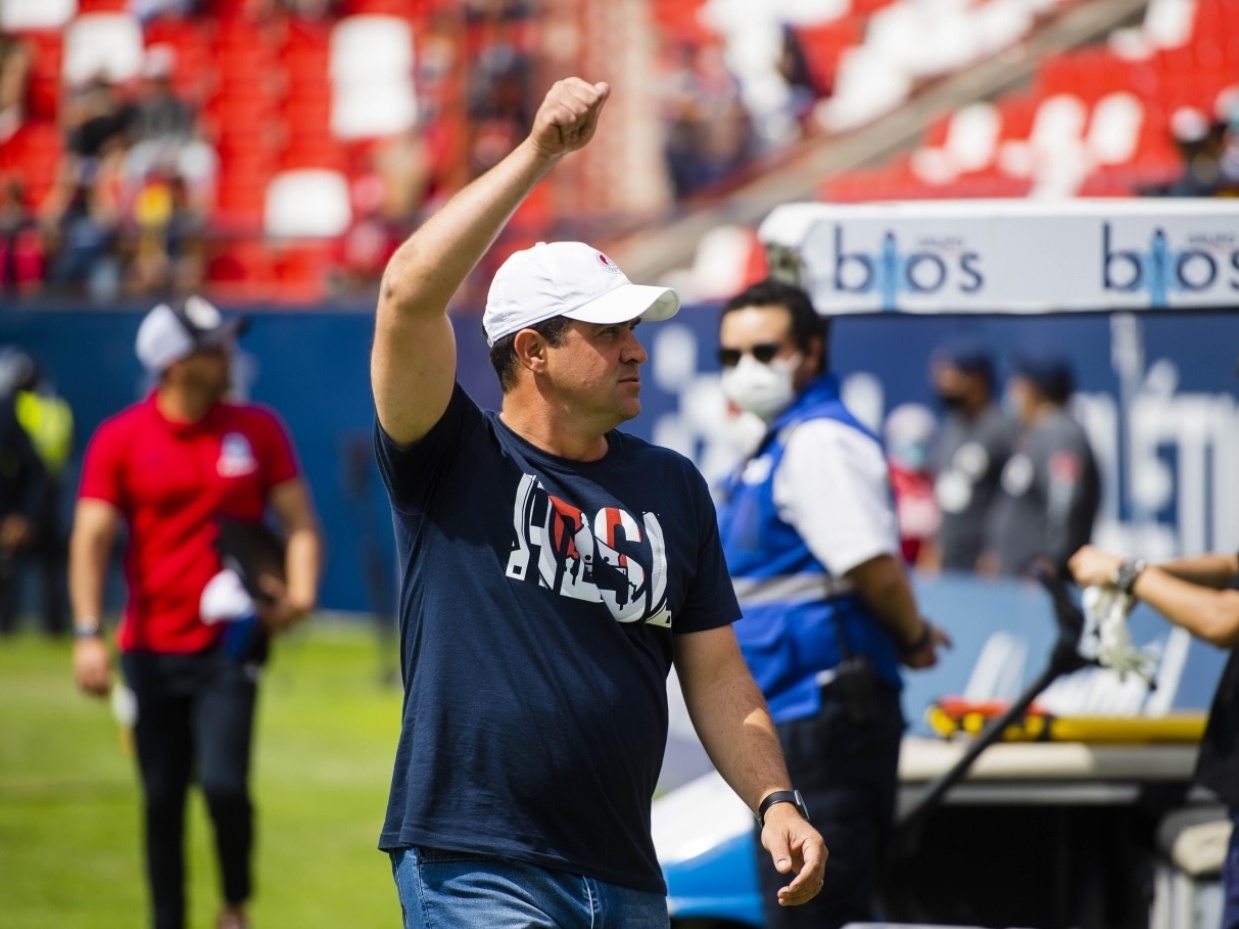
[369,77,827,928]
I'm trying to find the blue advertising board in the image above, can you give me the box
[2,305,1237,615]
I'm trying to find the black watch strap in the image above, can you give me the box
[757,789,810,827]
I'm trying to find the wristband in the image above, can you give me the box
[900,622,933,656]
[757,789,810,826]
[74,618,101,640]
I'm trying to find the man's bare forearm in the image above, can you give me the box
[1157,552,1239,590]
[689,671,792,812]
[283,526,321,612]
[379,139,560,323]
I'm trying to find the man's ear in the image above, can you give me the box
[513,328,549,376]
[807,335,825,377]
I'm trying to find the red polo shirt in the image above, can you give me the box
[79,393,299,653]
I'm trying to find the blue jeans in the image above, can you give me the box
[390,846,670,929]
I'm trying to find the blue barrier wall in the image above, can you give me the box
[3,305,1238,615]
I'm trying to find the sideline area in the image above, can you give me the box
[0,620,401,929]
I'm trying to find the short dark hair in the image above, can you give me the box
[1013,354,1074,405]
[488,315,573,392]
[720,279,830,373]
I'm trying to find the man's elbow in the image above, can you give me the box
[846,553,907,601]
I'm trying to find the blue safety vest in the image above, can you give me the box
[718,374,901,724]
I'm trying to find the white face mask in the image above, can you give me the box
[720,352,801,421]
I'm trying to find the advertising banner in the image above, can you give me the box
[759,199,1239,313]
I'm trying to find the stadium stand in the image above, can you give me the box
[820,0,1239,202]
[0,0,1233,304]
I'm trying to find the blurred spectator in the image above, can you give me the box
[1213,89,1239,196]
[130,0,201,20]
[334,175,393,294]
[42,158,124,301]
[928,341,1014,573]
[8,351,73,636]
[660,41,753,198]
[982,355,1101,579]
[1165,106,1226,198]
[125,47,217,211]
[884,402,941,569]
[777,25,821,128]
[466,17,534,177]
[63,76,135,165]
[278,0,337,18]
[0,176,45,296]
[127,169,205,297]
[0,35,31,144]
[0,347,53,637]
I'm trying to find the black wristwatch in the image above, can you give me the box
[1113,558,1147,595]
[757,789,810,827]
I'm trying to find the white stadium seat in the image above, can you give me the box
[329,15,418,140]
[0,0,77,31]
[63,13,145,86]
[1087,92,1144,166]
[264,169,353,239]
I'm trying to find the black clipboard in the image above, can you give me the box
[215,518,287,664]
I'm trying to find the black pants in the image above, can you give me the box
[122,649,259,929]
[754,680,904,929]
[0,495,68,636]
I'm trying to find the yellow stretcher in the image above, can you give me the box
[926,696,1208,744]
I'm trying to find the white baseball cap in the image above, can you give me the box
[135,295,247,374]
[483,241,680,347]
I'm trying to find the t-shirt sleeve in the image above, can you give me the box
[676,465,743,634]
[774,419,900,576]
[253,407,300,491]
[374,384,481,514]
[78,420,126,508]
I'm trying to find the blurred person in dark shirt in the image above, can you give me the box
[927,341,1014,573]
[0,176,45,296]
[0,347,53,636]
[982,355,1100,578]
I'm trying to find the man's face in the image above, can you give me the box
[718,304,815,391]
[543,317,648,429]
[1006,375,1036,424]
[169,341,232,401]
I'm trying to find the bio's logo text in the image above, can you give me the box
[832,227,984,310]
[1102,223,1239,307]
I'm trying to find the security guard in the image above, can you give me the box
[928,341,1014,573]
[984,354,1101,577]
[715,279,950,929]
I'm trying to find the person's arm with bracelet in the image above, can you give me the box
[1070,545,1239,649]
[68,498,120,697]
[674,625,827,907]
[846,554,950,667]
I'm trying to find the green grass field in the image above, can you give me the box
[0,622,405,929]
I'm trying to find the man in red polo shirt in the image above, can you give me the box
[69,296,322,929]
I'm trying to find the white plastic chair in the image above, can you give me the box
[1087,92,1144,167]
[63,13,145,86]
[1143,0,1197,50]
[329,15,418,140]
[330,15,414,82]
[0,0,77,30]
[264,169,353,239]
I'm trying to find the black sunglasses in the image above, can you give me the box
[717,342,782,369]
